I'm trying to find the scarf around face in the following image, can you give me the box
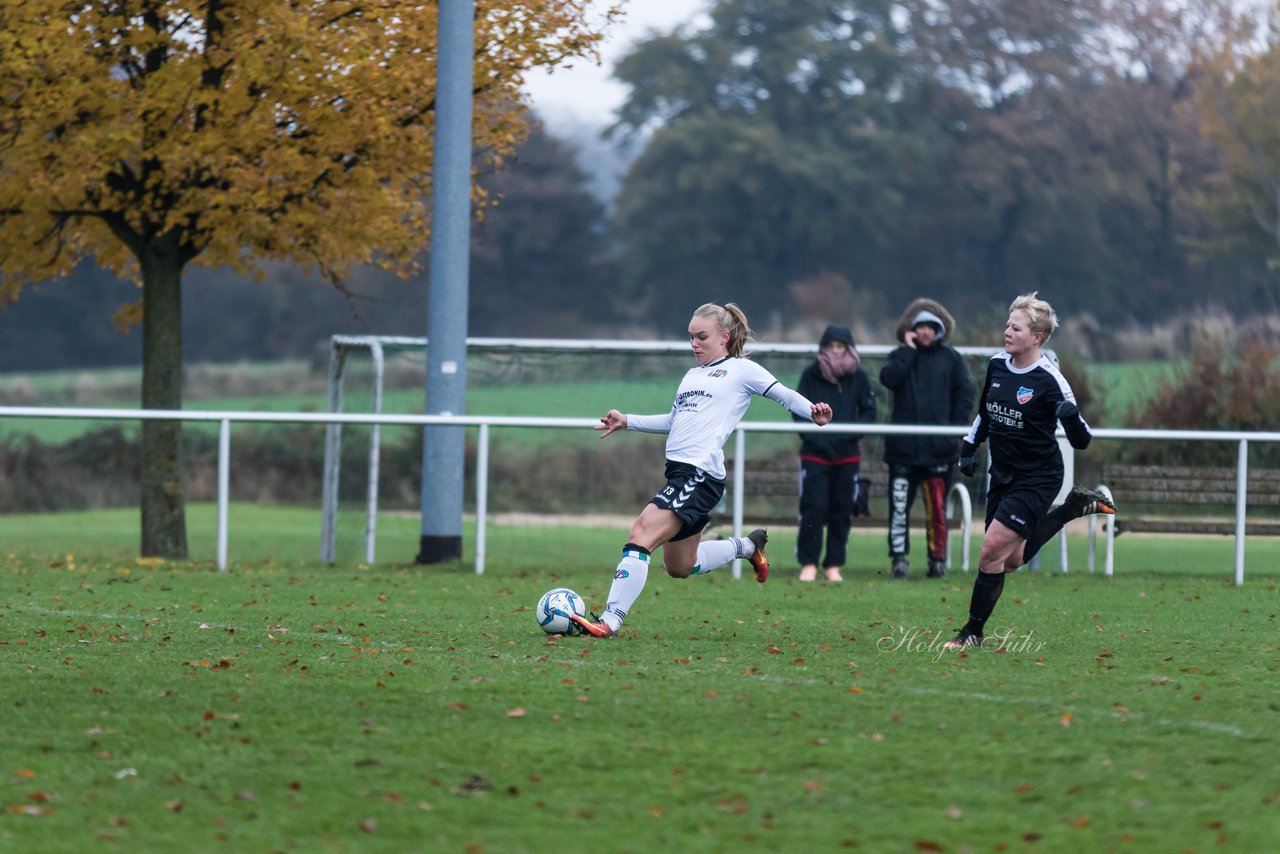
[817,345,860,389]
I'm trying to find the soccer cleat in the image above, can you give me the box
[823,567,844,582]
[891,556,909,581]
[747,528,770,583]
[568,612,616,638]
[1063,485,1117,519]
[927,559,947,579]
[798,566,818,582]
[941,627,983,651]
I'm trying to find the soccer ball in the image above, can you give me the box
[536,587,586,635]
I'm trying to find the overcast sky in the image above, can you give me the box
[522,1,710,129]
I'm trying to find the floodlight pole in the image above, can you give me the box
[417,0,474,564]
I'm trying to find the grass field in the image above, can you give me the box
[2,507,1277,852]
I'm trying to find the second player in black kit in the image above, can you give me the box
[943,292,1116,651]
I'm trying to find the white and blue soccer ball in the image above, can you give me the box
[536,587,586,635]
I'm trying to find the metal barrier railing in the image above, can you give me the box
[0,405,1275,585]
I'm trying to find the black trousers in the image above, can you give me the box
[797,458,859,568]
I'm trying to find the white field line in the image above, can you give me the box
[901,684,1248,738]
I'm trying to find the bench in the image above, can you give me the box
[722,454,973,571]
[1099,463,1280,536]
[728,455,888,528]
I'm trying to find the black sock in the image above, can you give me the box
[964,572,1005,635]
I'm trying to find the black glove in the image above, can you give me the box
[957,441,977,478]
[1056,398,1092,449]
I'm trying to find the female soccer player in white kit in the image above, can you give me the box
[570,303,833,637]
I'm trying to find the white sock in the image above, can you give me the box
[690,539,740,575]
[602,547,649,631]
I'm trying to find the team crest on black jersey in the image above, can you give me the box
[1016,386,1033,404]
[707,368,728,378]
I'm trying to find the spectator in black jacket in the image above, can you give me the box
[794,325,877,581]
[879,299,975,580]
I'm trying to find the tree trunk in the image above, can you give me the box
[139,243,188,559]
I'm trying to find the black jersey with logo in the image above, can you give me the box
[965,352,1084,483]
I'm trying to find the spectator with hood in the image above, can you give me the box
[879,299,975,580]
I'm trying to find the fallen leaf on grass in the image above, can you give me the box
[5,804,55,816]
[455,775,493,797]
[506,707,526,718]
[1060,712,1073,727]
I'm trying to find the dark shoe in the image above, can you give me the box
[941,626,983,651]
[1063,485,1117,520]
[927,559,947,579]
[747,528,769,583]
[891,556,909,580]
[568,612,616,638]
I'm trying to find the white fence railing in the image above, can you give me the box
[0,405,1276,585]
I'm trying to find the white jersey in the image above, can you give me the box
[627,355,818,480]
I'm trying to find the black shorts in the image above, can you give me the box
[650,460,726,542]
[985,473,1061,539]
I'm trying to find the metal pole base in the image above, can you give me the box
[416,535,463,564]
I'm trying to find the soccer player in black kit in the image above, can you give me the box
[943,293,1116,650]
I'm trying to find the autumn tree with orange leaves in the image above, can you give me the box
[0,1,613,558]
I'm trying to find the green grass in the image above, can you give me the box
[1084,359,1184,421]
[2,508,1278,852]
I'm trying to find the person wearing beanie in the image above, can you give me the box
[879,299,975,580]
[793,325,877,581]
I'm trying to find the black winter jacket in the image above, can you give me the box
[793,363,877,461]
[879,343,975,467]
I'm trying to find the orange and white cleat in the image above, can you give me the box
[569,612,617,638]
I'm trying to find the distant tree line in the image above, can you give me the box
[5,0,1280,372]
[609,0,1280,333]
